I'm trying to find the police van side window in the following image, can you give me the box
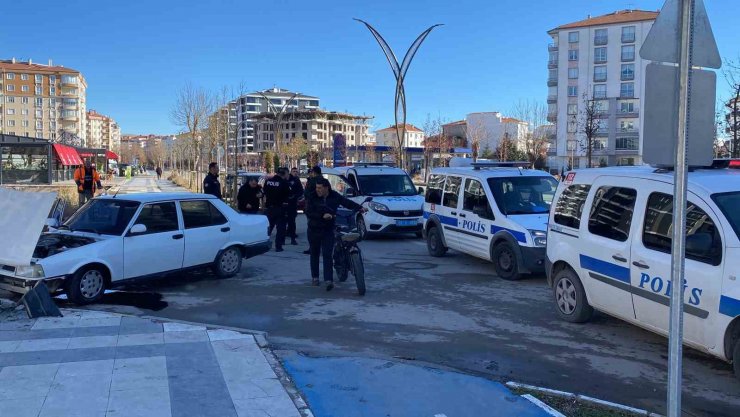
[553,184,591,229]
[463,179,494,219]
[443,176,462,209]
[643,193,723,266]
[587,186,637,241]
[425,174,445,204]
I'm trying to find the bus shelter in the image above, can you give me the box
[0,134,52,185]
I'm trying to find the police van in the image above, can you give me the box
[422,162,558,280]
[546,163,740,378]
[335,163,424,239]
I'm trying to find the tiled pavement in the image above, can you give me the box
[0,309,307,417]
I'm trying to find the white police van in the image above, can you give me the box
[546,163,740,378]
[422,162,558,280]
[335,163,424,239]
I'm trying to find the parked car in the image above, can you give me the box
[0,192,270,305]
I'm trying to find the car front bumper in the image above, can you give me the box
[365,211,423,235]
[0,272,67,295]
[519,245,547,274]
[243,239,271,259]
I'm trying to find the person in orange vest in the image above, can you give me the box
[74,159,102,206]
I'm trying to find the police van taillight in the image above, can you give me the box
[710,159,740,169]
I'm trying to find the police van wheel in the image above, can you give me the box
[733,338,740,381]
[492,243,520,281]
[427,226,446,257]
[357,216,371,240]
[553,268,593,323]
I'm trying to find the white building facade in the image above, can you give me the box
[547,10,658,169]
[374,124,424,148]
[465,112,529,154]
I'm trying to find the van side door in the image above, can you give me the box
[457,177,495,259]
[439,175,464,250]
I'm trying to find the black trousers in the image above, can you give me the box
[309,230,335,282]
[286,204,298,239]
[267,206,287,249]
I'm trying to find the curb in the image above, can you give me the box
[506,381,664,417]
[521,394,566,417]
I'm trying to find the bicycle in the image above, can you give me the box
[333,198,372,296]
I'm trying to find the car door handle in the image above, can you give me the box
[459,213,467,218]
[221,227,230,232]
[612,254,627,263]
[450,211,457,216]
[172,234,184,240]
[632,260,650,269]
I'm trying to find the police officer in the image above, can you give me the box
[286,167,304,245]
[263,167,290,252]
[302,166,322,254]
[203,162,222,199]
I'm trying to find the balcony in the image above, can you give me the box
[594,36,608,46]
[548,60,558,69]
[621,53,635,62]
[595,127,610,137]
[593,74,607,83]
[547,95,558,103]
[548,43,559,51]
[547,77,558,87]
[617,108,639,118]
[61,89,77,96]
[619,91,635,99]
[594,57,607,64]
[618,127,639,136]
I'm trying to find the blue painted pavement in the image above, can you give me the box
[282,353,551,417]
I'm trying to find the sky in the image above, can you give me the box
[1,0,738,135]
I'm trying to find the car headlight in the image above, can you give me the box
[529,230,547,247]
[16,264,45,278]
[368,202,389,212]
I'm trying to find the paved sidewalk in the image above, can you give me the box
[0,308,308,417]
[109,175,188,195]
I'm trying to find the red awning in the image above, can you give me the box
[52,144,83,166]
[105,150,119,160]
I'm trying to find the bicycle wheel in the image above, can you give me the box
[350,251,365,296]
[334,244,348,282]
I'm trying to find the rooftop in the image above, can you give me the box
[502,117,526,124]
[251,109,372,121]
[243,87,319,100]
[550,9,659,32]
[442,120,466,127]
[376,124,423,133]
[0,59,80,74]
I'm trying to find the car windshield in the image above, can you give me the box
[64,199,140,235]
[711,191,740,239]
[357,174,417,196]
[487,176,559,215]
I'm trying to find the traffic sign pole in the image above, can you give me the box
[667,0,693,415]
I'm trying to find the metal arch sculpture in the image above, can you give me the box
[354,19,442,168]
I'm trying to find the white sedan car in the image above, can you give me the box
[0,190,270,305]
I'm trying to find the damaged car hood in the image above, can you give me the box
[0,188,57,266]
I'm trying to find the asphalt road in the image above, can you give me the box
[71,215,740,417]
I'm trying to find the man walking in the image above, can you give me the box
[74,159,102,206]
[203,162,222,199]
[286,167,304,245]
[237,177,263,214]
[156,166,163,180]
[305,178,364,291]
[302,166,322,254]
[263,168,290,252]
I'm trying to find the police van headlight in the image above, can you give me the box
[528,230,547,247]
[368,202,389,212]
[16,264,45,278]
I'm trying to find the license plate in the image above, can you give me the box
[396,219,417,227]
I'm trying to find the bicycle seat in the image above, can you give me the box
[341,233,361,243]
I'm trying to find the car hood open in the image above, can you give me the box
[0,188,57,266]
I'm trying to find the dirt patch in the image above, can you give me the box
[511,387,644,417]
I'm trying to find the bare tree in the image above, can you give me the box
[723,57,740,158]
[171,82,214,189]
[464,119,489,162]
[513,99,550,168]
[577,92,602,168]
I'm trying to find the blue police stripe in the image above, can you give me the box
[719,295,740,318]
[490,225,527,243]
[579,254,630,284]
[423,211,458,227]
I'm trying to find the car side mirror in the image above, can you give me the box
[129,224,147,235]
[45,218,60,228]
[346,188,357,197]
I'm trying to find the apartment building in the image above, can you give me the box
[547,9,658,169]
[86,110,121,152]
[375,124,424,148]
[0,58,87,145]
[252,109,372,152]
[465,112,529,153]
[231,87,320,153]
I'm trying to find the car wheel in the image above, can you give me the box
[214,246,243,278]
[553,267,593,323]
[66,266,106,305]
[426,226,446,257]
[492,242,521,280]
[733,336,740,382]
[357,215,371,240]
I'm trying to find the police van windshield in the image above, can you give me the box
[64,199,140,235]
[487,176,558,215]
[712,192,740,239]
[357,174,417,196]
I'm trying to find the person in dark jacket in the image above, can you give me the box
[237,177,263,214]
[302,166,323,254]
[286,167,304,245]
[305,178,365,291]
[263,168,290,252]
[203,162,222,199]
[156,166,163,180]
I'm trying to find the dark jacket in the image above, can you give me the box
[287,175,304,206]
[263,175,290,208]
[304,176,318,199]
[305,190,362,234]
[237,184,262,213]
[203,173,222,199]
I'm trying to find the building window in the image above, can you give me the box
[6,73,15,80]
[35,98,43,107]
[50,75,56,83]
[594,47,607,63]
[22,97,29,104]
[619,120,636,131]
[568,49,579,61]
[621,64,635,80]
[621,45,635,61]
[568,31,579,43]
[594,29,608,45]
[61,75,78,84]
[593,85,607,99]
[620,101,636,113]
[548,69,557,80]
[7,120,15,127]
[548,51,557,64]
[622,26,636,43]
[593,66,607,82]
[309,100,319,107]
[50,87,56,95]
[6,84,14,92]
[568,68,578,79]
[270,99,282,105]
[6,109,15,115]
[568,86,578,97]
[21,109,28,115]
[593,139,607,150]
[616,137,639,150]
[567,120,577,133]
[36,86,43,95]
[620,82,635,98]
[6,96,14,103]
[567,104,578,115]
[35,74,43,83]
[21,73,29,81]
[22,85,29,92]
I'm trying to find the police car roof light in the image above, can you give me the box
[471,161,530,170]
[351,162,396,168]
